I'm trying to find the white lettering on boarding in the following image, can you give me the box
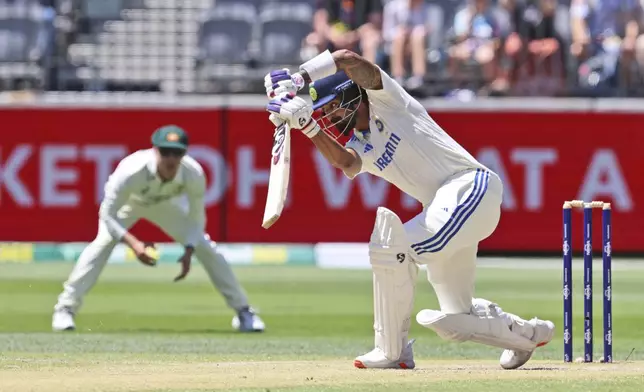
[0,145,635,212]
[40,145,79,207]
[578,149,633,211]
[511,148,558,211]
[0,145,33,206]
[476,147,632,212]
[314,151,392,209]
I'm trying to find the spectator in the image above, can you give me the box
[303,0,331,59]
[570,0,642,92]
[302,0,383,63]
[382,0,430,92]
[500,0,566,96]
[447,0,502,92]
[637,4,644,86]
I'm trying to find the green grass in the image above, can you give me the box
[0,261,643,391]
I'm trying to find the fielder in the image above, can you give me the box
[52,125,265,333]
[264,49,554,370]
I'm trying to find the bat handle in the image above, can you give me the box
[291,72,306,92]
[269,113,283,127]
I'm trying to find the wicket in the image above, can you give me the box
[562,200,612,363]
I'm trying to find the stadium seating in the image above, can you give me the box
[61,0,213,92]
[256,1,313,67]
[0,0,54,91]
[195,1,257,93]
[0,0,639,96]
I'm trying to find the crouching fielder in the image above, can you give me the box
[52,125,265,333]
[264,49,554,370]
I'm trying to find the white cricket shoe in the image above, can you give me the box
[500,318,555,369]
[354,339,416,369]
[52,308,76,332]
[231,307,265,332]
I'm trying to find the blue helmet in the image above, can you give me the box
[308,71,364,138]
[309,71,363,139]
[309,71,357,110]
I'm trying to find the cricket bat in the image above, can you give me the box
[261,72,305,229]
[262,120,291,229]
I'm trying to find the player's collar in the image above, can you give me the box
[370,115,385,133]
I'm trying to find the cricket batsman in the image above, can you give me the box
[263,49,554,370]
[52,125,265,333]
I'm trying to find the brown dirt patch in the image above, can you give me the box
[2,359,643,392]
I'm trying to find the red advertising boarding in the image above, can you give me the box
[0,109,223,242]
[227,110,644,252]
[0,105,642,253]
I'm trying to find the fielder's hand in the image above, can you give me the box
[266,93,320,138]
[264,69,305,98]
[174,247,193,282]
[132,240,157,267]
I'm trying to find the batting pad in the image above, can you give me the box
[369,207,419,361]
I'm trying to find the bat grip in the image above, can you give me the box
[291,72,306,92]
[269,113,283,127]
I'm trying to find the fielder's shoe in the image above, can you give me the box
[354,339,416,369]
[52,307,76,332]
[500,318,555,369]
[232,307,265,332]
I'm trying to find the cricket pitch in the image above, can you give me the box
[2,358,644,392]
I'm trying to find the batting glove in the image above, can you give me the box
[264,69,305,99]
[266,93,320,138]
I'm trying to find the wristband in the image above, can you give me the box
[299,50,337,82]
[301,120,321,138]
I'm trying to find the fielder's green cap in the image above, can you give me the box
[151,125,189,150]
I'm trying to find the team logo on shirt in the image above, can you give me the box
[373,133,401,171]
[375,119,384,132]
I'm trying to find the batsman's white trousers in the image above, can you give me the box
[55,197,249,313]
[405,168,503,314]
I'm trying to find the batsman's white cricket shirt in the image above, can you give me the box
[345,67,489,206]
[99,149,206,246]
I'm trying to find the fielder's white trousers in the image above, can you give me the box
[405,168,503,314]
[55,197,249,313]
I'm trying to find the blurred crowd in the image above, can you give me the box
[1,0,643,97]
